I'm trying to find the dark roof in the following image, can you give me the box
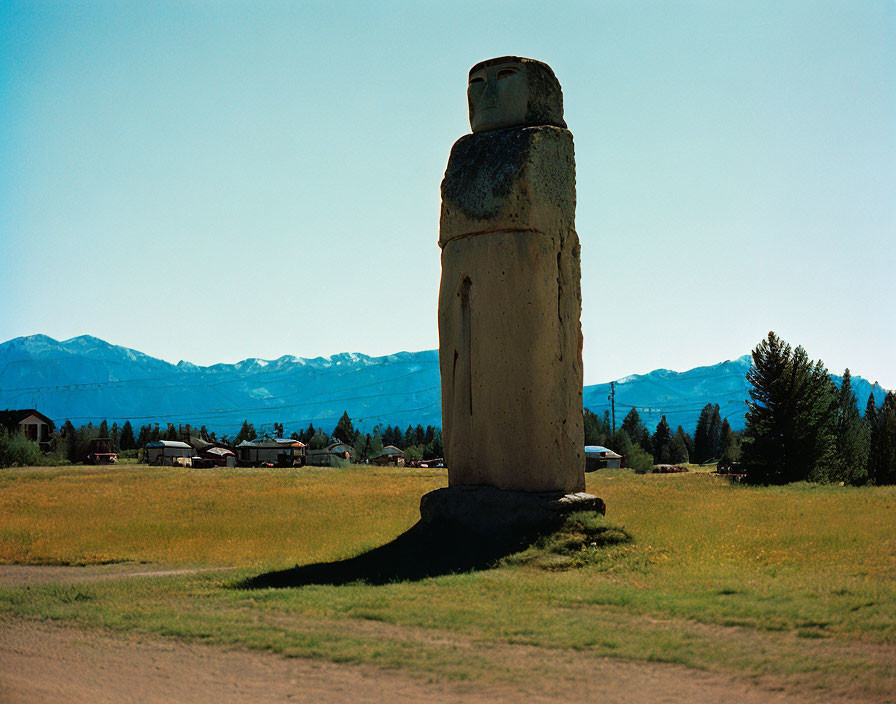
[369,445,405,460]
[0,409,55,433]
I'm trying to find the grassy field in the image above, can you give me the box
[0,464,893,699]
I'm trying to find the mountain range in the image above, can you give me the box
[0,335,888,438]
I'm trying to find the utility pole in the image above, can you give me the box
[608,381,616,434]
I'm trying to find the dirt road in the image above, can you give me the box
[0,565,872,704]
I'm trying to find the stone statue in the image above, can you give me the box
[437,56,585,494]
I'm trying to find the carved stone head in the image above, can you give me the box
[467,56,566,133]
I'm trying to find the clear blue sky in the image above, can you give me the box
[2,1,894,387]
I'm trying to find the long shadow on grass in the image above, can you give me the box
[237,521,537,588]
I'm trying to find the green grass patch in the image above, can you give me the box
[0,464,894,698]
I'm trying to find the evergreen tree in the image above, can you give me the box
[135,423,148,449]
[61,420,78,461]
[289,431,300,441]
[200,425,210,441]
[652,416,672,464]
[370,431,384,456]
[610,428,652,473]
[584,409,611,446]
[120,421,136,451]
[800,358,839,482]
[718,419,741,467]
[742,332,837,483]
[621,408,651,452]
[353,432,369,461]
[707,405,723,459]
[677,425,695,462]
[693,404,714,463]
[302,423,316,444]
[414,424,425,446]
[865,392,877,425]
[670,426,690,464]
[608,428,633,463]
[149,423,161,442]
[98,419,109,438]
[333,411,355,443]
[834,369,869,484]
[110,422,120,451]
[164,423,178,441]
[424,429,442,459]
[234,420,257,445]
[382,425,394,447]
[869,392,896,485]
[424,425,435,446]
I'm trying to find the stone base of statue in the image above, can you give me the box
[420,486,605,538]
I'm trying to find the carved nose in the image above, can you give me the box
[482,81,498,108]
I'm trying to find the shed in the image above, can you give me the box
[237,438,306,467]
[306,441,354,467]
[369,445,406,466]
[145,440,194,466]
[584,445,622,471]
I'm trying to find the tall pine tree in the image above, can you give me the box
[333,411,355,443]
[693,404,714,463]
[869,392,896,485]
[652,416,672,464]
[742,332,837,483]
[834,369,869,484]
[621,408,651,452]
[119,421,136,451]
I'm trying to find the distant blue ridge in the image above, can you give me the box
[0,335,888,437]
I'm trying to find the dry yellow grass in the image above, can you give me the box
[0,464,893,699]
[0,464,445,568]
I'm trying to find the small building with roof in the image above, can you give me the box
[0,409,55,450]
[237,438,306,467]
[305,440,354,467]
[144,440,194,466]
[369,445,406,466]
[187,436,237,467]
[585,445,622,471]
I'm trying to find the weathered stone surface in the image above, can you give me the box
[438,128,584,494]
[420,486,605,537]
[467,56,566,133]
[440,126,576,245]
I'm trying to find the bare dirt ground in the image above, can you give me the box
[0,565,883,704]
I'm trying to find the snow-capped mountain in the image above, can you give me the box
[0,335,888,437]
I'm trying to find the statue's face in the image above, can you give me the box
[467,59,528,132]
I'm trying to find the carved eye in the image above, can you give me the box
[496,68,519,80]
[469,76,485,85]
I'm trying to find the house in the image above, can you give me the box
[144,440,194,466]
[369,445,406,466]
[187,436,237,467]
[305,440,354,467]
[0,409,55,450]
[237,438,306,467]
[584,445,622,471]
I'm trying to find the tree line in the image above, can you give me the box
[583,401,740,473]
[741,331,894,485]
